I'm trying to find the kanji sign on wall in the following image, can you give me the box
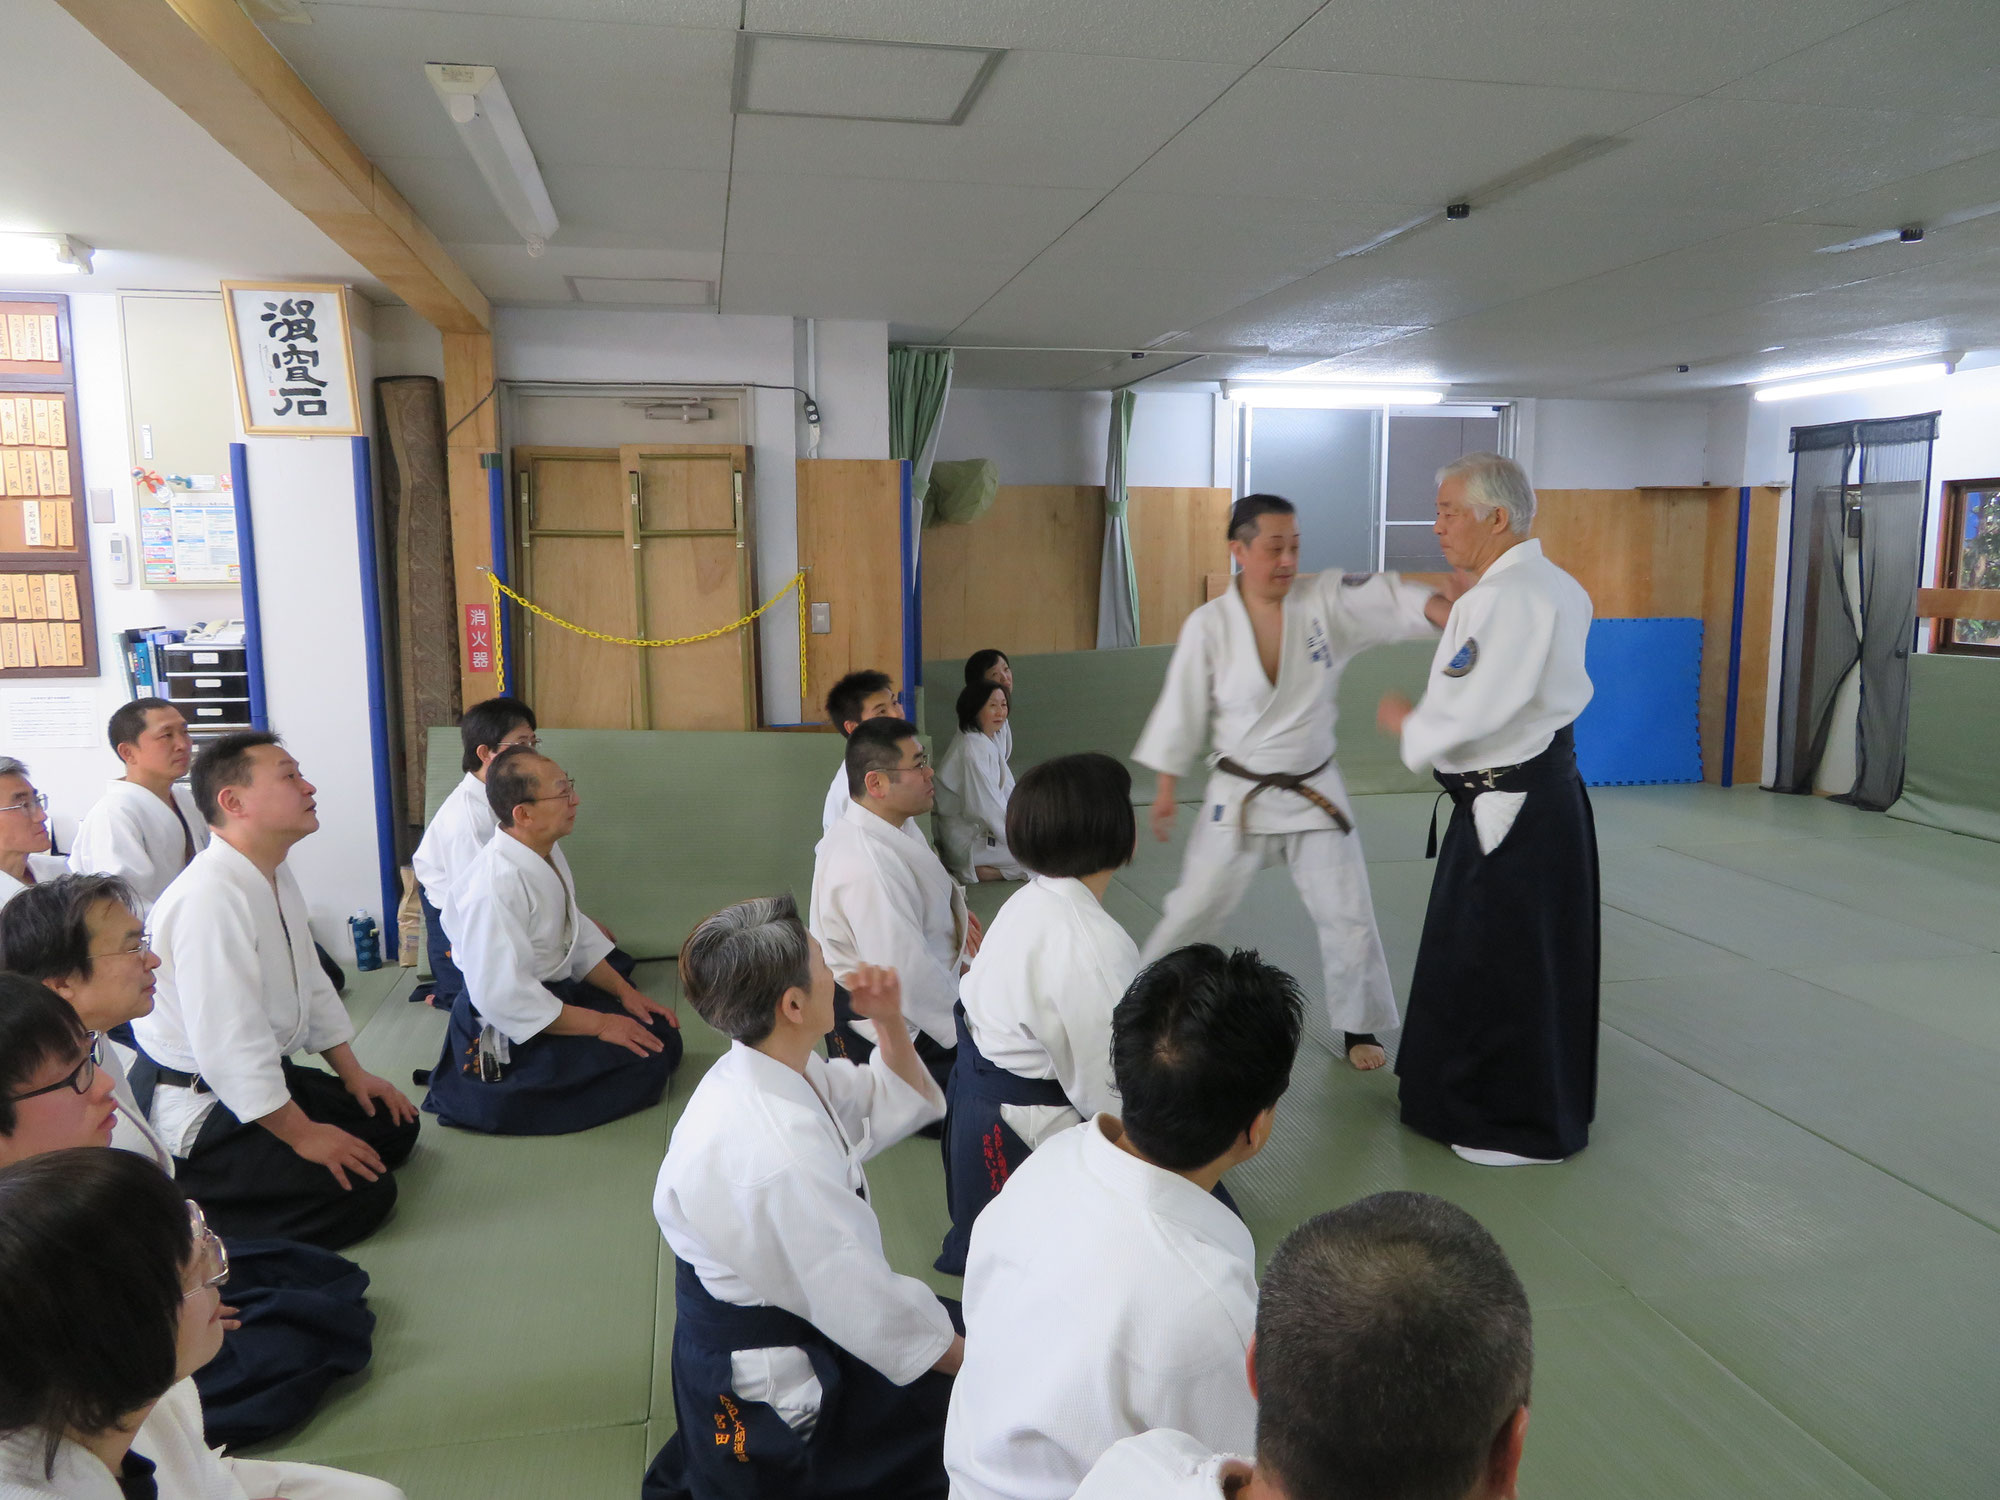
[222,282,362,438]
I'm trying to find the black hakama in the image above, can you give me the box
[642,1258,956,1500]
[422,977,681,1135]
[1397,725,1600,1161]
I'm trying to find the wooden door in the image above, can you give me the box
[513,443,756,730]
[796,459,906,724]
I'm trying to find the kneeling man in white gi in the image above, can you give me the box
[1134,494,1454,1069]
[130,733,420,1250]
[422,745,681,1134]
[645,896,963,1500]
[68,697,207,912]
[944,944,1305,1500]
[811,717,978,1094]
[1073,1192,1533,1500]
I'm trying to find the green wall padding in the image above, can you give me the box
[922,638,1437,800]
[1886,653,2000,844]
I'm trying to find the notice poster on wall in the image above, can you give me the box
[221,281,361,437]
[139,492,241,585]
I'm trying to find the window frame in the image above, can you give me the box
[1931,476,2000,658]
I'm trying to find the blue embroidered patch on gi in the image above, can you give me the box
[1443,637,1479,678]
[1212,805,1224,821]
[1305,618,1331,667]
[1341,571,1375,587]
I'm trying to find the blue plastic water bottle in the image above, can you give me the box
[349,911,382,972]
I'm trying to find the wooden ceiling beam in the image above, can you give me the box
[54,0,490,334]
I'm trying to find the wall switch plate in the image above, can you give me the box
[809,601,832,634]
[106,533,133,586]
[89,488,116,524]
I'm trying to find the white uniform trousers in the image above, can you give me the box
[1140,819,1398,1037]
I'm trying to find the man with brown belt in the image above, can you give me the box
[1133,495,1456,1068]
[1378,453,1598,1164]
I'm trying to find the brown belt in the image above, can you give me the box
[1214,755,1353,845]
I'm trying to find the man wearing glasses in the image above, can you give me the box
[810,717,982,1097]
[422,744,681,1135]
[130,732,421,1250]
[69,697,209,912]
[0,757,71,906]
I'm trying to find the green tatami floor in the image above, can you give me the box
[252,783,2000,1500]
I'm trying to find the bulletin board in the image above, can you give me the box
[0,293,96,676]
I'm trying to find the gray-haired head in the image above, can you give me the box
[0,758,28,784]
[1438,452,1536,537]
[678,894,813,1045]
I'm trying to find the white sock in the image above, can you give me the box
[1451,1144,1564,1167]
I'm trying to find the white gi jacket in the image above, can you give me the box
[821,761,851,834]
[654,1041,955,1390]
[0,1379,403,1500]
[102,1036,175,1172]
[934,731,1022,883]
[445,832,614,1044]
[68,779,209,911]
[1072,1430,1246,1500]
[959,876,1137,1146]
[0,854,73,910]
[409,772,497,924]
[944,1117,1258,1500]
[810,801,969,1050]
[134,841,353,1156]
[1400,540,1594,853]
[1134,572,1437,835]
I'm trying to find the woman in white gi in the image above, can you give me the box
[0,886,377,1449]
[0,761,69,909]
[1132,496,1452,1070]
[936,752,1138,1275]
[934,681,1024,883]
[945,946,1304,1500]
[0,1147,403,1500]
[646,896,962,1500]
[423,746,680,1135]
[68,700,207,913]
[410,696,539,1011]
[963,649,1015,763]
[1378,453,1598,1166]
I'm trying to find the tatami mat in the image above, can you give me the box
[257,780,1996,1500]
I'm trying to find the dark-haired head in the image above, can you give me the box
[0,874,141,986]
[825,671,895,736]
[1254,1192,1532,1500]
[459,696,538,776]
[964,649,1011,690]
[1110,945,1303,1171]
[485,744,550,829]
[1007,753,1134,879]
[0,1150,197,1473]
[106,697,185,761]
[844,717,921,800]
[955,680,1008,736]
[1229,493,1296,544]
[0,976,90,1141]
[189,730,282,827]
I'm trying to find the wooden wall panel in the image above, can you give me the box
[1532,488,1714,617]
[922,486,1103,661]
[1129,486,1231,646]
[796,459,905,724]
[1731,486,1782,785]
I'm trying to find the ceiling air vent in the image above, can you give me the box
[733,32,1003,125]
[567,277,716,308]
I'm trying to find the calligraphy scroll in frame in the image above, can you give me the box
[221,281,363,437]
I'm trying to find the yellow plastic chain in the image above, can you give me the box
[483,567,809,706]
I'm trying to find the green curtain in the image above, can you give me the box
[1096,389,1140,648]
[889,345,954,477]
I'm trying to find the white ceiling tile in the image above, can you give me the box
[269,7,738,170]
[449,241,724,304]
[740,0,1328,63]
[1721,0,2000,119]
[724,174,1096,263]
[949,350,1142,389]
[533,166,731,250]
[720,252,1018,327]
[1037,192,1428,281]
[729,51,1240,190]
[953,261,1324,348]
[1268,0,1897,96]
[1785,148,2000,241]
[1127,68,1679,205]
[300,0,739,22]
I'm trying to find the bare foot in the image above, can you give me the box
[1347,1042,1387,1071]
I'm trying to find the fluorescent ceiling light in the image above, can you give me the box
[1228,383,1445,408]
[1817,200,2000,254]
[733,32,1002,125]
[0,233,92,275]
[1751,361,1949,402]
[426,63,558,256]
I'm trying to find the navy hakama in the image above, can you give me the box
[643,1258,956,1500]
[936,1004,1070,1275]
[1396,727,1600,1160]
[422,977,681,1135]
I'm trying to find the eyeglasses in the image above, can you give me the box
[527,779,577,802]
[89,936,154,961]
[184,1201,229,1297]
[5,1032,100,1102]
[0,791,48,816]
[885,757,932,777]
[501,735,541,751]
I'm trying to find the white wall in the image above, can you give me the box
[1523,398,1712,488]
[372,303,445,383]
[934,387,1218,488]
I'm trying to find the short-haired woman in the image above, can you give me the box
[936,752,1140,1275]
[962,649,1014,762]
[0,1147,402,1498]
[935,682,1024,884]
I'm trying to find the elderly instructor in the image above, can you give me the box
[1378,453,1598,1166]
